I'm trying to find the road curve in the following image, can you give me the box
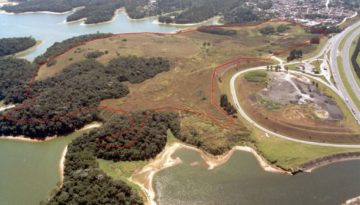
[230,67,360,148]
[329,21,360,123]
[342,26,360,95]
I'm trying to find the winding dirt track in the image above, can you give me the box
[0,20,329,149]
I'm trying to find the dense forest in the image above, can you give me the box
[66,0,123,24]
[0,56,170,138]
[157,0,273,24]
[2,0,124,24]
[351,37,360,80]
[0,57,36,103]
[0,37,36,57]
[96,111,180,161]
[2,0,274,24]
[47,111,179,205]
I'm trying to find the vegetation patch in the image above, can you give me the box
[351,36,360,80]
[0,56,170,138]
[34,33,112,65]
[256,94,283,110]
[198,27,237,36]
[0,57,36,104]
[177,115,252,155]
[85,50,105,59]
[244,70,268,83]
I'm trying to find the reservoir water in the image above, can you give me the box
[0,135,78,205]
[154,148,360,205]
[0,10,184,60]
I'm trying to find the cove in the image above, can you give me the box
[0,134,78,205]
[154,148,360,205]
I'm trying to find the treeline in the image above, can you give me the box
[351,37,360,80]
[0,37,36,57]
[66,0,123,24]
[198,27,237,36]
[0,56,170,138]
[34,33,112,65]
[0,57,36,104]
[2,0,125,24]
[47,111,180,204]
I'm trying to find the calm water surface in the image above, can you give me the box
[0,10,186,60]
[0,136,77,205]
[154,148,360,205]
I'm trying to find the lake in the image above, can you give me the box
[0,9,196,60]
[154,148,360,205]
[0,135,77,205]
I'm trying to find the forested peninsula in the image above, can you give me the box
[0,32,253,204]
[0,37,36,57]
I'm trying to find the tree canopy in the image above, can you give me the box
[0,37,36,57]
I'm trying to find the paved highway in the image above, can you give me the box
[329,21,360,123]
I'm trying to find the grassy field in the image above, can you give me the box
[254,132,360,170]
[349,36,360,87]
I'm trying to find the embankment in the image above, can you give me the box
[297,152,360,172]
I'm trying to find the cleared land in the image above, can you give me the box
[236,70,360,144]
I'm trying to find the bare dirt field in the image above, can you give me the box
[237,71,360,143]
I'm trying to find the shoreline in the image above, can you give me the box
[129,142,290,205]
[59,146,68,186]
[15,40,42,58]
[0,122,102,143]
[0,6,83,15]
[79,8,123,26]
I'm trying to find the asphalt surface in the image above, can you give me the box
[329,21,360,123]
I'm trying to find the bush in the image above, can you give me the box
[259,26,275,35]
[85,50,105,59]
[198,27,237,36]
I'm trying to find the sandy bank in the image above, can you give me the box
[343,195,360,205]
[130,142,290,205]
[15,40,42,58]
[59,146,68,186]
